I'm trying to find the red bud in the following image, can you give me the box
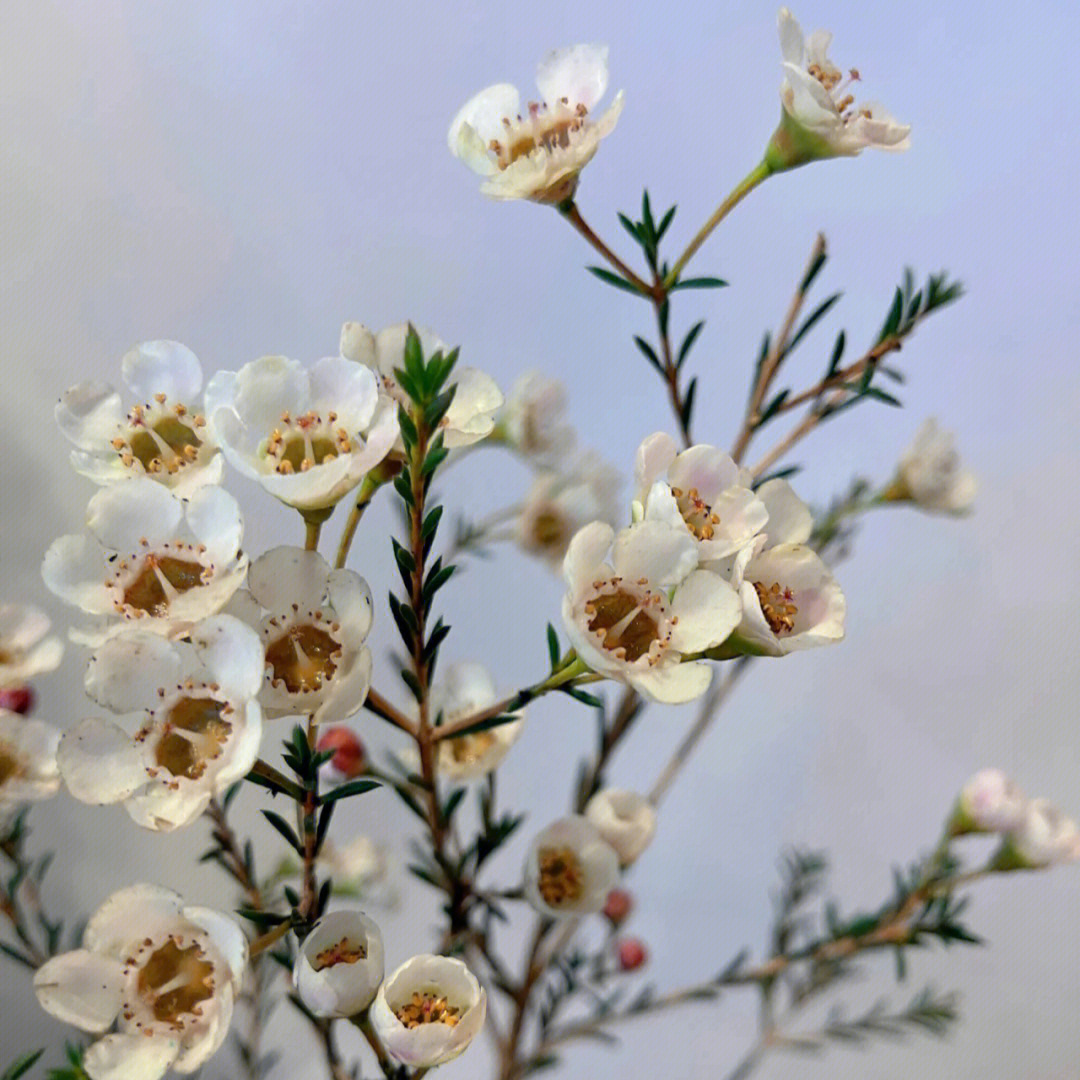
[317,727,366,779]
[617,938,648,971]
[0,685,34,715]
[602,888,633,925]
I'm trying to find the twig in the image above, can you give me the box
[559,202,652,295]
[363,688,417,736]
[575,686,644,811]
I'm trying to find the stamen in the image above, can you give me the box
[394,992,461,1029]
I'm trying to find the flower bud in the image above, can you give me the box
[317,727,367,780]
[0,685,33,715]
[293,910,384,1018]
[951,769,1027,835]
[616,938,648,972]
[603,888,634,926]
[584,789,656,867]
[994,799,1080,870]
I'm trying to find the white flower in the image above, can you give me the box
[58,616,264,831]
[33,884,246,1080]
[42,480,247,644]
[891,419,977,514]
[1007,799,1080,868]
[772,8,910,164]
[524,815,621,917]
[230,547,373,725]
[317,836,393,903]
[370,954,486,1068]
[634,432,769,560]
[562,520,740,703]
[293,910,384,1018]
[516,451,622,567]
[430,662,524,780]
[205,353,398,512]
[721,479,845,657]
[584,789,656,867]
[953,768,1028,835]
[448,44,624,204]
[497,372,575,463]
[340,322,502,449]
[0,604,63,689]
[0,710,61,822]
[56,342,223,497]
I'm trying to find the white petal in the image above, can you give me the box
[122,341,202,403]
[248,546,330,613]
[633,432,678,497]
[233,355,310,433]
[315,647,372,725]
[669,570,742,651]
[777,8,806,65]
[448,83,521,151]
[328,569,373,639]
[33,950,124,1032]
[213,700,263,787]
[258,452,357,511]
[630,660,713,704]
[757,477,813,545]
[56,383,123,451]
[310,355,379,430]
[537,44,609,111]
[340,321,377,367]
[202,370,237,434]
[189,615,264,699]
[84,884,184,955]
[83,1032,179,1080]
[172,982,233,1073]
[41,534,112,614]
[58,719,146,805]
[125,782,211,831]
[562,521,614,590]
[84,632,181,712]
[88,479,183,552]
[374,324,450,380]
[182,907,248,986]
[185,486,243,566]
[612,520,697,588]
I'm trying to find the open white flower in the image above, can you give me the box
[430,662,524,780]
[448,44,624,204]
[890,419,977,514]
[0,709,61,823]
[58,616,264,831]
[293,910,384,1019]
[205,353,398,512]
[771,8,910,167]
[56,341,223,497]
[340,322,502,449]
[584,788,657,867]
[497,372,575,463]
[34,884,246,1079]
[370,954,486,1068]
[524,815,621,917]
[634,433,768,561]
[516,451,622,568]
[562,520,740,703]
[318,836,394,904]
[952,768,1028,835]
[1006,799,1080,868]
[42,479,247,644]
[0,604,63,689]
[231,547,373,725]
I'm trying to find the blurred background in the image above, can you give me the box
[2,0,1079,1076]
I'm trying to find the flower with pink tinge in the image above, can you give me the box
[952,769,1027,835]
[0,603,62,690]
[0,709,61,825]
[449,44,624,204]
[603,888,634,926]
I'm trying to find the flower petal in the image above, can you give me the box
[536,44,609,111]
[83,1032,179,1080]
[56,383,123,452]
[612,520,697,588]
[248,546,329,613]
[58,719,146,805]
[87,479,183,553]
[33,950,124,1032]
[84,632,181,712]
[189,615,264,699]
[757,477,813,545]
[562,521,614,590]
[448,83,521,152]
[185,485,243,567]
[84,884,184,956]
[182,907,248,986]
[122,341,202,403]
[41,535,112,614]
[669,570,742,651]
[630,660,712,704]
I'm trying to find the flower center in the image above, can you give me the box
[0,647,14,665]
[530,508,569,553]
[488,100,589,171]
[152,695,232,781]
[133,938,215,1029]
[263,411,352,475]
[753,581,798,635]
[670,485,721,541]
[584,581,670,664]
[121,552,207,617]
[112,399,206,477]
[394,992,461,1029]
[312,936,367,971]
[807,63,869,122]
[447,730,497,766]
[265,622,341,693]
[537,845,584,907]
[0,741,25,785]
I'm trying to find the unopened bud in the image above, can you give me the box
[617,938,648,971]
[317,727,367,780]
[0,686,34,715]
[603,888,633,926]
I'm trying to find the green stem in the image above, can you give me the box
[558,201,653,296]
[304,519,321,551]
[664,160,773,288]
[335,472,384,569]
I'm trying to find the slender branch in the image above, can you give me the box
[363,687,417,736]
[305,519,322,551]
[316,1018,353,1080]
[248,918,292,958]
[335,471,386,569]
[575,686,644,811]
[558,202,652,295]
[664,160,773,288]
[207,797,264,908]
[748,408,823,479]
[299,717,320,919]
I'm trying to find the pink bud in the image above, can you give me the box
[603,888,633,926]
[617,938,648,971]
[317,727,367,779]
[0,685,34,715]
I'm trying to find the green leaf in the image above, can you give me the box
[320,779,380,805]
[670,275,728,291]
[656,204,677,241]
[632,335,663,374]
[676,320,705,370]
[261,811,303,854]
[800,243,828,292]
[546,624,560,667]
[2,1049,45,1080]
[586,266,645,296]
[786,292,841,355]
[680,376,698,432]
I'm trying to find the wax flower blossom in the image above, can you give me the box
[317,836,394,904]
[205,353,398,513]
[370,954,486,1068]
[887,418,977,514]
[634,432,768,561]
[42,479,247,644]
[719,479,846,657]
[0,708,61,824]
[584,788,657,867]
[230,547,373,725]
[1001,799,1080,869]
[57,616,263,831]
[33,884,246,1079]
[495,372,575,464]
[0,603,63,689]
[768,8,910,170]
[524,815,621,918]
[562,519,741,703]
[448,44,624,204]
[56,341,223,497]
[293,910,384,1019]
[951,768,1028,835]
[340,322,502,449]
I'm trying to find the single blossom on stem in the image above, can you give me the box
[886,418,977,514]
[998,799,1080,870]
[448,43,624,205]
[584,788,657,867]
[0,708,61,824]
[495,371,576,465]
[293,910,384,1018]
[951,768,1028,835]
[524,815,621,918]
[0,603,63,689]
